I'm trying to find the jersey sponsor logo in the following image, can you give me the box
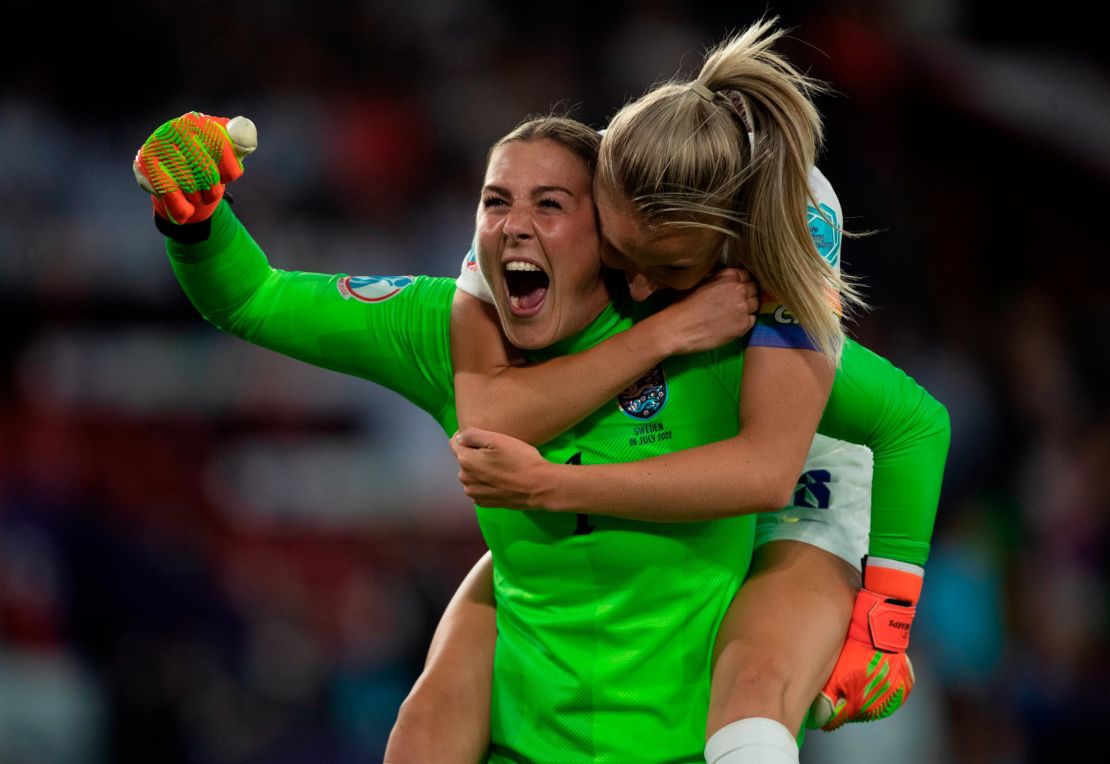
[807,203,841,267]
[793,469,831,509]
[617,365,667,420]
[338,275,414,302]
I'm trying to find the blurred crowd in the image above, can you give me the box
[1,1,1107,762]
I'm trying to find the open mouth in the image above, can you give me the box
[504,260,550,317]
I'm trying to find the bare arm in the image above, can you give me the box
[385,552,496,764]
[453,345,834,520]
[451,269,759,445]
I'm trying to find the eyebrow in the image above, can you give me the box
[483,184,575,198]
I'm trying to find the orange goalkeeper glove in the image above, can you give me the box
[132,112,257,224]
[809,557,924,731]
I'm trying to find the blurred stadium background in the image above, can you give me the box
[1,1,1107,761]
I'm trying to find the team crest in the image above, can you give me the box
[338,275,414,302]
[807,203,841,267]
[617,366,667,420]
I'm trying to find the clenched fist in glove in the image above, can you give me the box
[809,557,923,731]
[133,112,257,224]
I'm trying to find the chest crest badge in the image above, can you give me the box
[617,365,667,420]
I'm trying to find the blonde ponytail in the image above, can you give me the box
[597,17,865,363]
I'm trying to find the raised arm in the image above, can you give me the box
[136,113,456,420]
[451,268,759,445]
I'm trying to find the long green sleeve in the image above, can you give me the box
[819,340,951,566]
[165,202,458,430]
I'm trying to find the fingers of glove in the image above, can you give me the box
[199,115,257,184]
[198,184,224,207]
[820,654,914,730]
[155,189,196,225]
[153,188,223,225]
[806,692,838,729]
[167,113,226,186]
[132,155,156,194]
[214,128,244,184]
[141,136,218,196]
[181,188,223,224]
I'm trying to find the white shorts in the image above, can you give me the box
[755,434,873,571]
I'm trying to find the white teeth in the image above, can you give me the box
[505,261,542,272]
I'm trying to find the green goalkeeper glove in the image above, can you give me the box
[132,112,257,224]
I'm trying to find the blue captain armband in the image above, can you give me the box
[750,301,819,350]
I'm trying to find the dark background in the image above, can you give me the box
[1,1,1107,761]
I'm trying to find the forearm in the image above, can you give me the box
[453,294,675,445]
[165,200,275,331]
[534,434,801,520]
[465,325,675,444]
[466,346,832,521]
[868,397,950,566]
[819,341,951,567]
[385,552,495,764]
[167,202,455,415]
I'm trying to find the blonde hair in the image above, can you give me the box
[597,18,864,362]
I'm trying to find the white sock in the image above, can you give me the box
[704,717,799,764]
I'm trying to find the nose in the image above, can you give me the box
[503,208,533,244]
[626,271,662,301]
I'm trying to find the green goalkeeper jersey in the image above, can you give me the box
[166,202,948,763]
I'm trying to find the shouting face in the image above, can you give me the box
[476,139,610,349]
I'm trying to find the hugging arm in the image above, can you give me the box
[452,268,759,443]
[455,344,834,519]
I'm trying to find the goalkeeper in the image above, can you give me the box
[135,113,947,763]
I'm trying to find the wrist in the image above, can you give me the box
[863,557,924,604]
[155,207,213,243]
[632,311,680,360]
[534,463,578,513]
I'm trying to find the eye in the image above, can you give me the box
[482,196,506,208]
[538,197,563,210]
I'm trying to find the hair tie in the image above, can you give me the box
[689,82,716,102]
[720,90,753,134]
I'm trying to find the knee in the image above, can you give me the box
[709,644,798,735]
[721,644,794,704]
